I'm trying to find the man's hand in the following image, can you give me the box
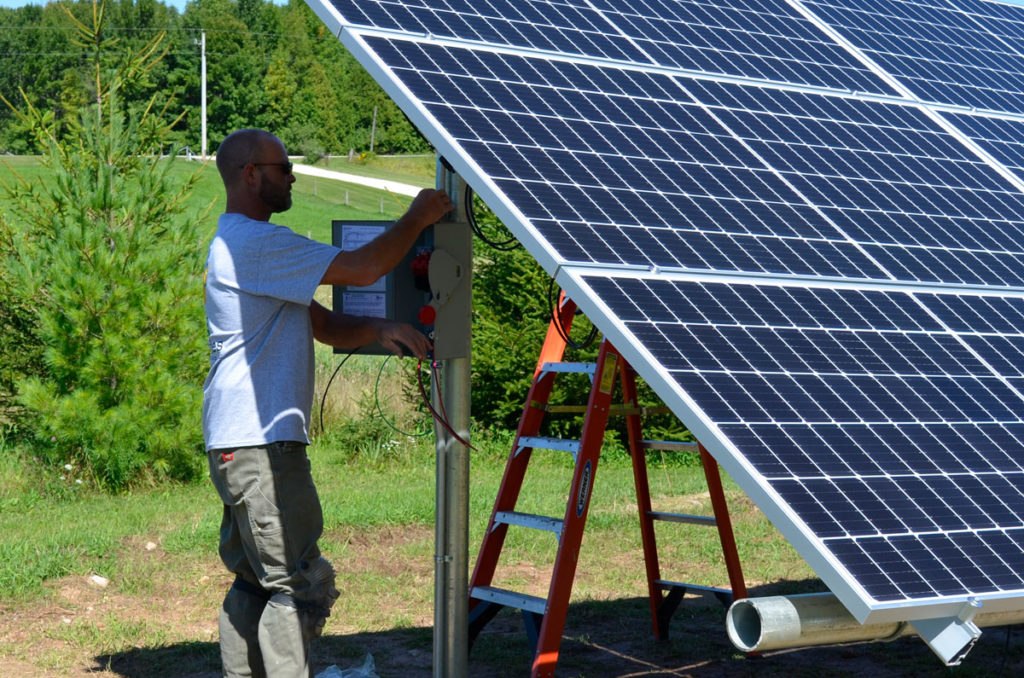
[311,302,432,358]
[376,319,432,359]
[406,188,453,231]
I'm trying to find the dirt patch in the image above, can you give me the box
[2,524,1024,677]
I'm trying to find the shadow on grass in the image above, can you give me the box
[94,579,1024,678]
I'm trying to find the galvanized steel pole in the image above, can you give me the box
[432,165,472,678]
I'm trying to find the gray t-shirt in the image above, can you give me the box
[203,212,341,450]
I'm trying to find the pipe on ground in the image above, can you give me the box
[727,593,1024,655]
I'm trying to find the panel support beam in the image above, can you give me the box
[910,603,982,667]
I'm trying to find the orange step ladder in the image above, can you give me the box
[467,295,747,676]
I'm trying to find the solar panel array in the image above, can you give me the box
[304,0,1024,632]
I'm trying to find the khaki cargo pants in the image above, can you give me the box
[208,442,338,678]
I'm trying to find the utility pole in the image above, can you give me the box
[195,30,207,160]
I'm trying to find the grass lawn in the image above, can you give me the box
[2,434,1020,677]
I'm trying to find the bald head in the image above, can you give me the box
[216,129,280,187]
[217,129,296,220]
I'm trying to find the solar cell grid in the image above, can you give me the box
[685,79,1024,287]
[369,36,919,280]
[585,0,894,92]
[803,0,1024,114]
[327,0,653,62]
[326,0,895,92]
[944,111,1024,190]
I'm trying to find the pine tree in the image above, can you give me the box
[0,0,209,490]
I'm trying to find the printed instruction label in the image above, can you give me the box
[341,224,387,292]
[342,292,387,318]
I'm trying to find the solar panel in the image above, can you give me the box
[569,271,1024,612]
[945,110,1024,176]
[320,0,896,92]
[304,0,1024,653]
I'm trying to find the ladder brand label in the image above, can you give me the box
[576,460,592,517]
[598,354,617,394]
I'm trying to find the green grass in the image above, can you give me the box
[0,153,436,246]
[4,429,1022,677]
[321,153,436,186]
[0,432,802,603]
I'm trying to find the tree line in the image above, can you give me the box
[0,0,429,156]
[0,0,688,492]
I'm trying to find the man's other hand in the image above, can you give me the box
[377,319,433,359]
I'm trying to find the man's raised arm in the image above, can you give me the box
[320,188,452,288]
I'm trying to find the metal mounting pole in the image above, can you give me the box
[432,162,472,678]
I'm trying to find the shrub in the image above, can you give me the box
[0,4,208,490]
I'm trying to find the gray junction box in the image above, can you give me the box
[331,219,433,356]
[330,207,472,360]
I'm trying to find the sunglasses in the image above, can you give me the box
[246,161,294,174]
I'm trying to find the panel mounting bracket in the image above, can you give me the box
[909,598,982,666]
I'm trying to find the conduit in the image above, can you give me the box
[727,593,1024,665]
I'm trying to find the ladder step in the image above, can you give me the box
[516,436,580,455]
[641,440,700,453]
[471,585,547,615]
[655,580,732,597]
[494,510,564,535]
[541,404,671,416]
[539,361,597,376]
[648,510,717,527]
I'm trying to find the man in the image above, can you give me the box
[203,128,451,677]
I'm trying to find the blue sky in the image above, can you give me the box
[0,0,290,11]
[0,0,193,10]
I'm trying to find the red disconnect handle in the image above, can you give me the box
[418,305,436,325]
[410,251,431,277]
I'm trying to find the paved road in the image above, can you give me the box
[291,163,423,197]
[185,153,426,197]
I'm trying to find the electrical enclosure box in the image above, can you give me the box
[331,220,433,356]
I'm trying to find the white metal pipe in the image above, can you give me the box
[727,593,1024,654]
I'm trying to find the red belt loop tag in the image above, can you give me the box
[221,452,234,462]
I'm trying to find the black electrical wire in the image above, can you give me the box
[1000,624,1014,676]
[374,355,430,438]
[318,348,359,435]
[437,154,518,251]
[547,277,599,350]
[465,183,521,251]
[320,349,435,440]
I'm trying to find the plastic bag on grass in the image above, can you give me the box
[316,653,379,678]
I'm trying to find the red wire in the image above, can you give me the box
[432,360,451,423]
[417,359,475,451]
